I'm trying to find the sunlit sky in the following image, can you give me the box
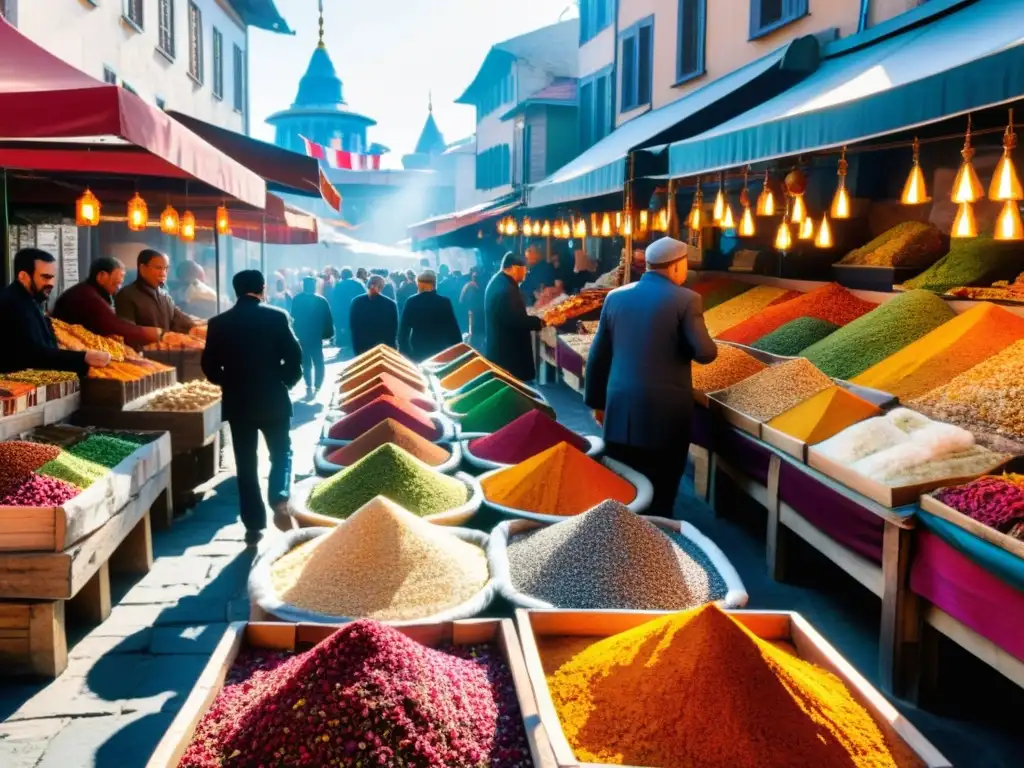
[249,0,577,165]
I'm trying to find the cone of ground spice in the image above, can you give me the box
[338,375,436,414]
[451,368,542,401]
[327,395,440,441]
[339,359,427,394]
[440,357,499,390]
[460,386,554,434]
[341,348,418,378]
[343,344,411,373]
[766,386,881,445]
[307,443,470,520]
[424,342,475,366]
[179,619,533,768]
[327,418,452,467]
[434,351,483,380]
[482,442,636,516]
[542,604,917,767]
[469,410,589,464]
[445,378,511,414]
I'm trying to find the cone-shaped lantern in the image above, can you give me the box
[951,202,978,238]
[738,206,755,237]
[756,170,775,216]
[76,188,101,227]
[600,213,612,237]
[712,175,725,223]
[798,215,815,240]
[952,119,984,204]
[995,201,1024,241]
[541,220,551,237]
[815,214,833,248]
[831,148,851,219]
[689,183,704,231]
[126,193,148,232]
[721,200,736,229]
[901,137,931,205]
[790,194,807,224]
[775,220,792,251]
[638,209,649,236]
[180,211,197,242]
[574,218,586,238]
[990,111,1022,202]
[622,215,633,236]
[159,204,180,235]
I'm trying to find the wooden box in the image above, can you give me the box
[707,394,762,438]
[146,619,556,768]
[761,423,808,462]
[516,609,950,768]
[76,397,220,454]
[919,493,1024,561]
[143,348,206,383]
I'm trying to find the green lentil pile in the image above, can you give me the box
[801,290,956,380]
[68,435,140,469]
[37,452,108,489]
[751,317,840,356]
[900,235,1024,293]
[506,501,727,609]
[306,443,469,520]
[837,221,945,267]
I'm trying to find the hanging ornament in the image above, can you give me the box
[951,202,978,238]
[76,188,101,227]
[688,182,704,231]
[756,170,775,216]
[712,174,726,223]
[798,215,815,240]
[522,217,532,236]
[738,169,755,237]
[790,194,807,224]
[815,214,833,249]
[215,205,231,235]
[159,204,180,235]
[507,218,518,236]
[951,117,984,204]
[541,220,551,237]
[831,148,851,219]
[990,110,1023,202]
[901,137,931,205]
[600,213,612,237]
[656,208,669,232]
[784,167,808,196]
[180,211,197,242]
[994,200,1024,241]
[126,193,148,232]
[721,200,736,230]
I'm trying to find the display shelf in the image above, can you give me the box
[75,397,221,454]
[0,393,81,441]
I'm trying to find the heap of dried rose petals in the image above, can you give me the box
[179,619,534,767]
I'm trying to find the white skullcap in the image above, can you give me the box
[644,237,687,267]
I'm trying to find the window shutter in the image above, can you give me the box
[749,0,761,39]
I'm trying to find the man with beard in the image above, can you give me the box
[0,249,111,375]
[115,249,197,334]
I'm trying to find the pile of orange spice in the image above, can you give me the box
[543,605,917,767]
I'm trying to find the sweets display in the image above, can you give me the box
[139,380,221,412]
[713,358,833,422]
[325,419,451,468]
[270,497,489,620]
[143,331,205,351]
[766,386,882,445]
[3,370,78,386]
[751,317,840,356]
[837,220,945,268]
[703,285,797,337]
[326,395,440,441]
[51,319,136,362]
[692,344,767,397]
[540,291,606,327]
[901,235,1024,293]
[507,501,728,609]
[932,474,1024,540]
[469,411,590,465]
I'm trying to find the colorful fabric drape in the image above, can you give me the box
[301,135,382,171]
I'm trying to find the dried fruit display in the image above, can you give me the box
[540,291,606,327]
[88,361,171,381]
[51,319,132,362]
[139,380,221,411]
[3,370,78,386]
[143,331,205,351]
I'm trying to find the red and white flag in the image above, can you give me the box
[300,135,382,171]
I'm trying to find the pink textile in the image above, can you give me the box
[910,530,1024,662]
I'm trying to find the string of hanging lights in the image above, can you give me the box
[75,187,232,240]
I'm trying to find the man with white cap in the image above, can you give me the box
[584,237,717,517]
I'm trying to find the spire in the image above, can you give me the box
[317,0,325,49]
[428,90,433,114]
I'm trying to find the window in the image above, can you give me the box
[749,0,808,40]
[579,66,613,151]
[102,66,118,85]
[580,0,614,44]
[475,144,512,190]
[233,44,245,113]
[212,28,224,99]
[122,0,143,30]
[187,2,203,83]
[621,17,654,112]
[476,70,515,122]
[677,0,706,83]
[521,124,533,185]
[157,0,175,58]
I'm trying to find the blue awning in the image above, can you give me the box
[668,0,1024,179]
[526,35,820,210]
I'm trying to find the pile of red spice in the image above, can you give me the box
[934,475,1024,539]
[717,283,877,345]
[179,620,534,768]
[470,410,589,464]
[327,418,452,467]
[339,372,436,414]
[327,395,440,441]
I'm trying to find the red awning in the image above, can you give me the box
[0,18,266,209]
[229,200,319,245]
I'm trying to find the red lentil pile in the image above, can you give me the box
[0,474,79,507]
[327,395,440,441]
[717,283,877,346]
[180,620,533,768]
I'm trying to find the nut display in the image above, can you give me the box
[51,319,137,362]
[139,380,221,411]
[3,370,78,386]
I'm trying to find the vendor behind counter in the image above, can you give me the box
[115,249,198,335]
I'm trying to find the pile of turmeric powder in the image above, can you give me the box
[543,605,919,767]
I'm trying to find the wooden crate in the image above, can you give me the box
[75,398,220,455]
[516,609,950,768]
[143,349,206,383]
[146,619,557,768]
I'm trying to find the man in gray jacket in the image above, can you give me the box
[584,237,717,517]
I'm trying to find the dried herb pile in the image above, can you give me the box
[751,317,840,356]
[837,221,945,267]
[901,235,1024,293]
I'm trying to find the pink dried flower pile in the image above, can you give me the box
[180,619,534,767]
[935,475,1024,538]
[0,474,79,507]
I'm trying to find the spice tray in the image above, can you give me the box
[313,438,463,477]
[919,492,1024,561]
[515,608,950,768]
[706,394,762,438]
[0,430,171,552]
[461,434,605,472]
[286,472,484,528]
[436,371,549,406]
[489,517,748,610]
[74,396,221,454]
[146,619,556,768]
[807,448,1010,508]
[318,412,455,447]
[477,457,654,524]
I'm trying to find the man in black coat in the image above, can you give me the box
[289,276,334,399]
[350,275,399,356]
[329,267,366,351]
[484,252,544,381]
[585,237,718,518]
[201,270,303,545]
[459,267,486,349]
[397,270,462,362]
[0,249,110,376]
[396,269,417,311]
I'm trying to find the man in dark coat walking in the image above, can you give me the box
[396,269,417,311]
[329,267,365,351]
[397,270,462,362]
[202,270,303,545]
[584,237,717,518]
[484,253,543,381]
[290,276,334,398]
[459,267,486,349]
[350,275,399,356]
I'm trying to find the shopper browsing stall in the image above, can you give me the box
[584,237,717,517]
[115,249,197,335]
[484,252,545,382]
[0,249,111,376]
[397,270,463,362]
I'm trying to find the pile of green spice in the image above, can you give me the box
[445,378,511,415]
[801,290,956,380]
[690,277,753,309]
[180,620,534,768]
[901,235,1024,293]
[307,443,469,520]
[751,317,840,356]
[837,220,945,267]
[36,452,108,489]
[68,435,140,469]
[460,386,554,433]
[507,501,727,609]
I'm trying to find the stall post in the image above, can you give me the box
[623,152,634,284]
[1,169,8,286]
[667,177,678,240]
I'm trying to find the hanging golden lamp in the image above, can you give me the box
[522,217,532,236]
[785,167,808,225]
[622,214,633,236]
[798,215,815,240]
[126,193,148,232]
[638,209,649,236]
[831,147,851,218]
[756,170,775,216]
[215,205,231,235]
[712,174,726,224]
[180,211,197,242]
[688,182,704,231]
[901,137,931,205]
[600,213,612,237]
[574,217,587,238]
[721,199,736,229]
[952,117,984,204]
[76,188,101,227]
[507,218,518,236]
[541,220,551,237]
[995,201,1024,241]
[990,110,1022,202]
[815,214,833,249]
[951,202,978,238]
[790,194,807,224]
[738,168,755,237]
[656,208,669,232]
[159,203,180,235]
[775,199,793,251]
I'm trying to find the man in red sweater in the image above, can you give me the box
[53,257,162,347]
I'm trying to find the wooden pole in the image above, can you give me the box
[623,152,634,284]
